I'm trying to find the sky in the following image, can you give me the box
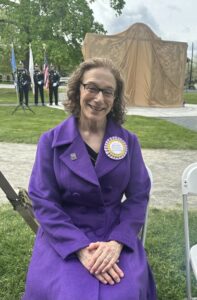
[89,0,197,58]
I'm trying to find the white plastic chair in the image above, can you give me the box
[182,162,197,300]
[141,165,153,247]
[190,244,197,280]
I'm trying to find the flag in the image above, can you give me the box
[29,43,34,94]
[11,44,17,85]
[10,44,19,104]
[11,45,17,74]
[43,51,49,89]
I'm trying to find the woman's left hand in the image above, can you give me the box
[87,240,123,275]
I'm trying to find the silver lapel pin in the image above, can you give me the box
[70,153,77,160]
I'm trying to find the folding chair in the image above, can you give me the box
[182,162,197,300]
[141,165,153,247]
[190,244,197,280]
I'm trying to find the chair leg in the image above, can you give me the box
[183,194,192,300]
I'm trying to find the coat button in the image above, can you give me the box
[72,192,80,199]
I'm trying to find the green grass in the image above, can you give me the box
[125,116,197,149]
[0,106,66,144]
[1,205,197,300]
[184,92,197,104]
[0,88,196,104]
[0,87,66,104]
[1,107,197,148]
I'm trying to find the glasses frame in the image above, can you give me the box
[80,82,115,99]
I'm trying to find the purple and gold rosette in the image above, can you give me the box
[104,136,127,160]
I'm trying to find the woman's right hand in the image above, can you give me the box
[76,247,123,285]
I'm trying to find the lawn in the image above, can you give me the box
[0,106,197,148]
[0,87,196,104]
[0,87,66,104]
[184,91,197,104]
[0,205,197,300]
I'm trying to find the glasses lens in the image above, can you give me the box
[103,89,114,97]
[85,84,99,94]
[82,83,115,98]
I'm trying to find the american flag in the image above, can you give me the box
[43,52,49,89]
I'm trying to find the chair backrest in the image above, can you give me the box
[190,244,197,280]
[182,162,197,195]
[141,165,153,247]
[182,163,197,299]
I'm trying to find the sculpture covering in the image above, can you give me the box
[82,23,187,107]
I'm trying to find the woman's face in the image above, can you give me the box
[79,67,116,124]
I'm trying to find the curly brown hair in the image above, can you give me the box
[63,57,126,124]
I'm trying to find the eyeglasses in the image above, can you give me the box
[81,82,115,99]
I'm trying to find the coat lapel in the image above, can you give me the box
[52,116,99,186]
[52,116,128,185]
[59,136,100,186]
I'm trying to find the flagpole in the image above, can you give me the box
[29,43,34,95]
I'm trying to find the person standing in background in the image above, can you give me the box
[16,61,31,106]
[33,64,45,106]
[48,64,60,105]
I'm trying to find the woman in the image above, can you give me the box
[23,58,157,300]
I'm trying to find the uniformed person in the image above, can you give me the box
[33,64,45,106]
[48,64,60,105]
[16,61,31,106]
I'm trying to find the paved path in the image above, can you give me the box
[160,116,197,132]
[0,142,197,209]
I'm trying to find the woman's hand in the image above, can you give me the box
[87,240,124,275]
[76,243,124,285]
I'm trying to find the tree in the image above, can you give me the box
[0,0,102,73]
[0,0,126,74]
[90,0,125,16]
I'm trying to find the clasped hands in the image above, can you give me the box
[77,240,124,285]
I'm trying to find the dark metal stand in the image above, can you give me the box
[0,171,39,233]
[11,102,35,115]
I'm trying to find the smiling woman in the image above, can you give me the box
[22,57,157,300]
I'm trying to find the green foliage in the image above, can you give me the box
[1,206,197,299]
[0,0,106,72]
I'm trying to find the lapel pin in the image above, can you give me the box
[104,136,127,160]
[70,153,77,160]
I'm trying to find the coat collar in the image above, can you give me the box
[52,116,127,186]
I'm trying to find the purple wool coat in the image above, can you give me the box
[23,116,157,300]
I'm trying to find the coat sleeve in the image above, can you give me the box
[28,132,90,260]
[107,134,150,251]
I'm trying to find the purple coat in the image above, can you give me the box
[23,116,157,300]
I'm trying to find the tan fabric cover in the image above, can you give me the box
[82,23,187,107]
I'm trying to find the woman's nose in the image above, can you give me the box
[95,90,104,101]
